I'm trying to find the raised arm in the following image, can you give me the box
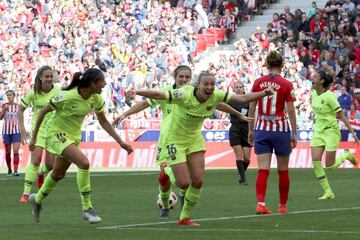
[97,111,133,154]
[130,89,167,100]
[17,105,28,145]
[229,87,274,105]
[216,103,253,122]
[29,104,54,151]
[113,100,150,126]
[337,110,359,143]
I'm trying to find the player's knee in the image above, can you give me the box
[176,179,190,189]
[51,171,66,181]
[191,178,203,188]
[77,160,90,170]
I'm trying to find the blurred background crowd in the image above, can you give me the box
[0,0,359,131]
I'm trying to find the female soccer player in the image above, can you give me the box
[311,69,358,200]
[28,68,133,224]
[229,81,252,185]
[115,66,251,219]
[248,51,297,215]
[0,90,21,176]
[113,65,193,219]
[19,66,61,203]
[128,71,274,226]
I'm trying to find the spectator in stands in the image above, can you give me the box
[219,8,236,43]
[338,86,353,113]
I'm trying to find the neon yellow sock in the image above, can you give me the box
[313,161,332,193]
[159,186,171,209]
[35,174,58,204]
[179,186,202,220]
[23,163,38,194]
[77,169,92,211]
[39,164,51,174]
[327,151,348,169]
[164,166,176,185]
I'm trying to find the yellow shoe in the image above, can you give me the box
[344,149,358,165]
[318,192,335,200]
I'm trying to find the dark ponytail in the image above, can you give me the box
[63,68,103,90]
[319,69,334,89]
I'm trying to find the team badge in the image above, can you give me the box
[53,93,64,102]
[172,89,184,99]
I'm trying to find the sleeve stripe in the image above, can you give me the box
[149,99,155,105]
[96,102,105,111]
[50,100,56,109]
[168,91,172,103]
[21,99,28,107]
[223,91,229,102]
[334,106,341,112]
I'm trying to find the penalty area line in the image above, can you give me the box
[97,206,360,230]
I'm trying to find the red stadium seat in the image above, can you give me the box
[208,28,226,42]
[196,38,207,53]
[202,33,216,47]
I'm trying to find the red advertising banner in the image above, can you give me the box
[0,142,359,172]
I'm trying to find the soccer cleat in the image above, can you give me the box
[343,149,358,165]
[177,217,200,227]
[238,178,248,185]
[159,208,170,219]
[318,192,335,200]
[7,170,12,176]
[83,208,102,224]
[29,194,42,223]
[20,194,29,203]
[37,174,45,189]
[278,204,288,214]
[256,204,273,214]
[13,171,19,176]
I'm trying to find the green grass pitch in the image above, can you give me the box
[1,169,359,240]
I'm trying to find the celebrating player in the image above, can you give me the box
[28,68,133,224]
[311,69,358,200]
[248,51,297,215]
[128,71,274,226]
[19,66,61,203]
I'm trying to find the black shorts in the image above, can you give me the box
[229,125,251,147]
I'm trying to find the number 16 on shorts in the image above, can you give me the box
[166,144,177,161]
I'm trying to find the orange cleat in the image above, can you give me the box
[278,204,288,214]
[177,217,200,227]
[256,204,273,214]
[36,174,44,189]
[19,194,29,203]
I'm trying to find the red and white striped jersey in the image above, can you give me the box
[252,74,296,132]
[2,103,21,135]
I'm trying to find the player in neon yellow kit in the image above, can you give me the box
[129,71,274,226]
[28,68,133,224]
[115,66,251,219]
[311,69,359,200]
[18,66,61,203]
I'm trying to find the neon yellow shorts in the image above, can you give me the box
[310,128,340,152]
[163,138,206,166]
[45,131,80,156]
[34,126,48,148]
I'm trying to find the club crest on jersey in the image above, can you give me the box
[172,89,184,99]
[53,93,64,102]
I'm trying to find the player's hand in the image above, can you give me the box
[351,131,359,144]
[29,137,36,151]
[121,142,133,155]
[264,86,275,96]
[112,114,126,127]
[21,130,27,145]
[291,132,297,149]
[248,130,254,146]
[125,88,136,99]
[237,114,254,122]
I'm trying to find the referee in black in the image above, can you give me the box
[229,81,253,185]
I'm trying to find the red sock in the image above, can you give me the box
[13,152,19,172]
[4,145,11,171]
[278,170,290,205]
[256,169,269,203]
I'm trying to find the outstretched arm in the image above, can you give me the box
[216,103,253,122]
[29,104,54,151]
[113,100,150,126]
[230,87,274,104]
[128,89,166,100]
[97,111,133,154]
[337,110,359,143]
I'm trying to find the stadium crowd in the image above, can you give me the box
[0,0,359,130]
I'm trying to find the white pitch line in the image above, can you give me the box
[116,227,359,235]
[98,206,360,230]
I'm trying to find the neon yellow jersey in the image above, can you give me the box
[21,86,62,130]
[311,90,341,132]
[164,85,232,143]
[48,87,105,140]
